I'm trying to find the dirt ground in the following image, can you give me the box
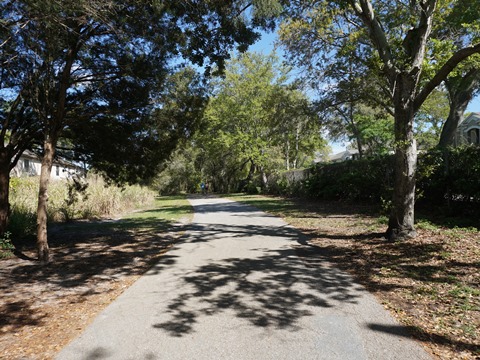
[0,218,184,360]
[1,198,479,360]
[274,199,480,360]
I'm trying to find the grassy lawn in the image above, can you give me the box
[125,195,194,223]
[227,193,480,360]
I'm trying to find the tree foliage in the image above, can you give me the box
[194,52,325,192]
[415,88,450,149]
[0,0,283,261]
[279,0,480,240]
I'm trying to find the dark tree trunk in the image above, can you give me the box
[386,75,418,241]
[247,159,256,181]
[36,138,56,264]
[0,151,10,237]
[438,103,469,148]
[438,70,480,148]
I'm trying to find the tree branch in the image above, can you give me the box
[415,42,480,111]
[348,0,394,76]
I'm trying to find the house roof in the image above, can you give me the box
[329,149,359,162]
[20,149,41,160]
[19,149,81,169]
[460,112,480,129]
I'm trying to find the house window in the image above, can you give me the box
[467,128,480,145]
[23,159,30,171]
[56,165,60,176]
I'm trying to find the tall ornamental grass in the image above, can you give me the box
[8,174,156,239]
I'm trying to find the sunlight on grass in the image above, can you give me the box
[57,195,193,235]
[224,193,297,216]
[112,195,194,233]
[126,195,194,223]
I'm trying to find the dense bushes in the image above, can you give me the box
[268,169,309,196]
[305,156,395,202]
[417,146,480,206]
[268,146,480,212]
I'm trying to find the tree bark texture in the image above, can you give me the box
[35,39,79,264]
[386,76,418,241]
[0,150,10,237]
[36,138,56,264]
[387,136,417,241]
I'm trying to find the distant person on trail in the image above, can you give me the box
[200,181,205,194]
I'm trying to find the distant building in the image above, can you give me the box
[328,149,360,163]
[456,112,480,146]
[11,150,85,179]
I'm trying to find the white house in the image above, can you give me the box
[455,112,480,146]
[11,150,85,179]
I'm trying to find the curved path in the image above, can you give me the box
[56,196,432,360]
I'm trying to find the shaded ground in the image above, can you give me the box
[229,194,479,360]
[0,209,188,360]
[57,195,431,360]
[1,195,478,359]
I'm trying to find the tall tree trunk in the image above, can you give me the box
[36,137,57,264]
[285,137,290,170]
[35,40,79,264]
[438,102,469,148]
[386,96,417,241]
[293,125,300,169]
[0,150,10,237]
[438,70,480,148]
[259,166,268,190]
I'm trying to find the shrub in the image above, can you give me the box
[305,156,394,203]
[267,170,309,197]
[245,181,260,194]
[417,146,480,218]
[299,146,480,215]
[0,232,15,258]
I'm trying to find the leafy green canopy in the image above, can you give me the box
[194,52,325,192]
[0,0,282,182]
[279,0,480,136]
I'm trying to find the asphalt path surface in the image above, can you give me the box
[56,196,432,360]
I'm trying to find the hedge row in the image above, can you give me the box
[268,146,480,209]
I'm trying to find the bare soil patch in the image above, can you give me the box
[0,217,186,360]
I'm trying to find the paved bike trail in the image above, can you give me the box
[56,196,432,360]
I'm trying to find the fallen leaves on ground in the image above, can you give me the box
[0,220,181,360]
[274,198,479,360]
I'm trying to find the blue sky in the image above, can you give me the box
[249,30,480,153]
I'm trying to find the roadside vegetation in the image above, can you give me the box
[2,174,156,252]
[227,193,479,360]
[0,193,193,359]
[2,1,480,359]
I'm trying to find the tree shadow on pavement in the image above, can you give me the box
[152,221,366,337]
[367,323,480,355]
